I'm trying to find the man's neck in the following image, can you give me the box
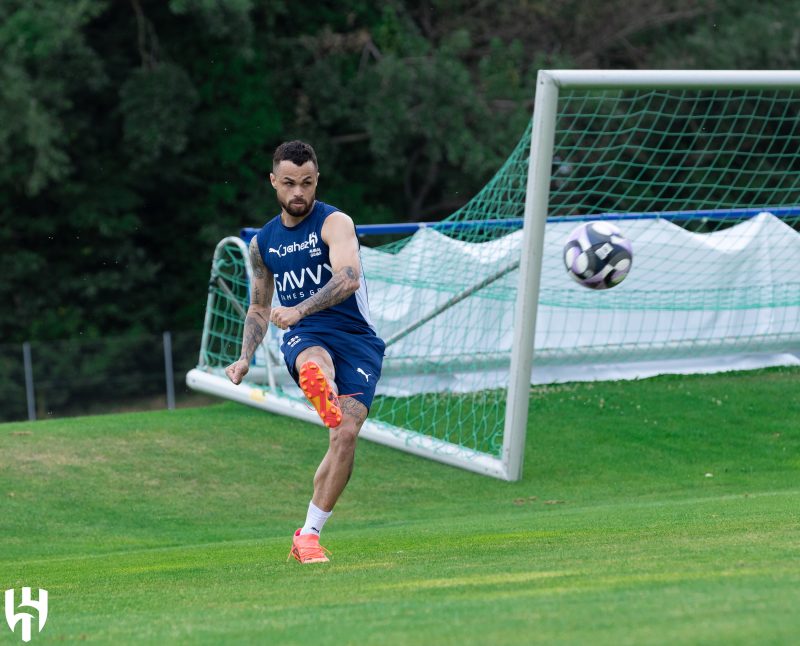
[280,200,315,227]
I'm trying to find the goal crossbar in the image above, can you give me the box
[546,69,800,89]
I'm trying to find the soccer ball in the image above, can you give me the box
[563,221,633,290]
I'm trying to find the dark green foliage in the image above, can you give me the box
[0,0,795,346]
[120,63,199,165]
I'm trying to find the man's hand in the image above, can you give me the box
[271,306,302,330]
[225,358,250,385]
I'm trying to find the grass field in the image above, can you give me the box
[1,367,799,644]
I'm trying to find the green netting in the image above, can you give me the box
[548,90,800,217]
[196,86,800,467]
[200,239,251,371]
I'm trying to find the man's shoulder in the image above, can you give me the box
[320,209,357,242]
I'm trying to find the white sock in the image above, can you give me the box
[300,501,332,536]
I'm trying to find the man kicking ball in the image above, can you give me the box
[225,140,385,563]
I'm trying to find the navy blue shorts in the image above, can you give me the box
[280,326,386,411]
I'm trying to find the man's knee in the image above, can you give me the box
[296,345,335,380]
[329,420,359,453]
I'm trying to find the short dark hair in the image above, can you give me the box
[272,140,318,171]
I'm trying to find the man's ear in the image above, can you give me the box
[269,173,277,188]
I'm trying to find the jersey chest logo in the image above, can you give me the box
[267,231,320,258]
[274,262,333,292]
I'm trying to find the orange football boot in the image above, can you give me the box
[288,528,331,563]
[298,361,342,428]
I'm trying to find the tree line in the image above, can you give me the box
[2,0,799,346]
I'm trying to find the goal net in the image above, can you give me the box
[188,70,800,480]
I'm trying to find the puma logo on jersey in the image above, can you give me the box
[357,368,372,382]
[268,232,319,257]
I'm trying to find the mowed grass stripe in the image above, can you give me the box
[4,486,798,568]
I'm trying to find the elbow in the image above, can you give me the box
[248,304,271,320]
[343,267,360,294]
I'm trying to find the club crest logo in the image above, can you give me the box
[5,588,48,642]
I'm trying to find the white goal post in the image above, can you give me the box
[503,69,800,481]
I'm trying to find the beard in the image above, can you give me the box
[280,194,315,219]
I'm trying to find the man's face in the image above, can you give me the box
[270,160,318,218]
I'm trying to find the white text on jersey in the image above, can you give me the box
[274,262,334,293]
[268,232,319,257]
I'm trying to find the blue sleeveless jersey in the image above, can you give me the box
[256,201,376,334]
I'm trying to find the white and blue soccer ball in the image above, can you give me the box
[563,221,633,290]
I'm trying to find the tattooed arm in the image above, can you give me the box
[225,236,274,385]
[270,212,361,329]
